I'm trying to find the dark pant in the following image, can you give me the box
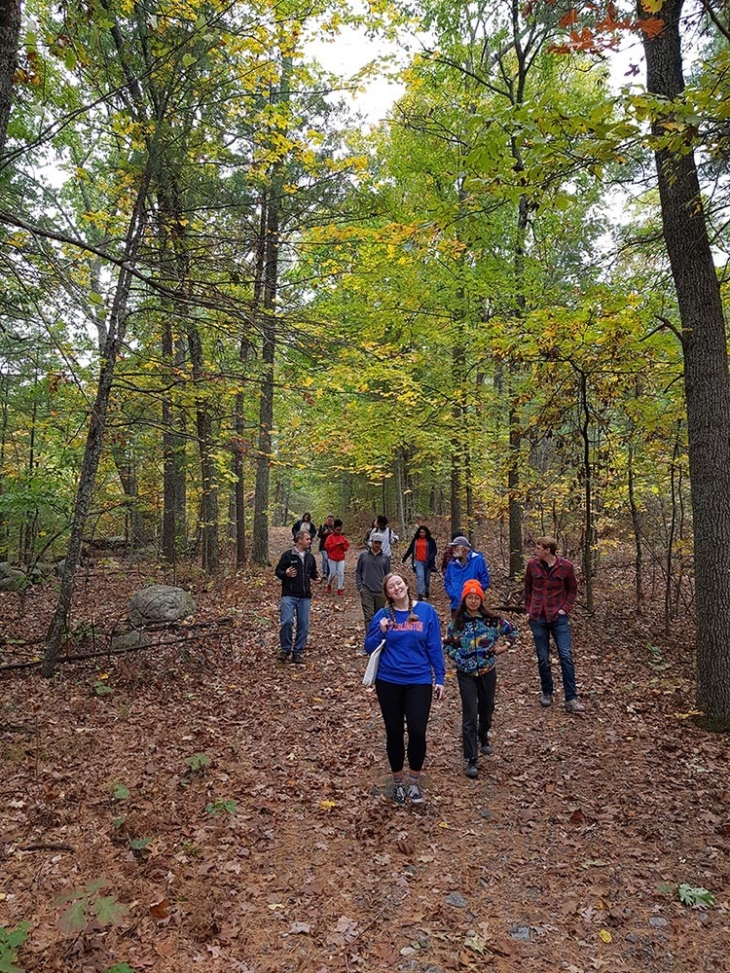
[529,615,577,700]
[456,668,496,760]
[375,681,433,773]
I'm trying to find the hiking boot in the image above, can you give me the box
[408,782,425,804]
[565,697,585,713]
[337,589,344,595]
[326,585,332,593]
[540,692,553,707]
[465,759,478,779]
[291,654,304,665]
[277,650,290,663]
[480,742,493,756]
[392,784,406,806]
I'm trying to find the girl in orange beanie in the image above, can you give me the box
[444,580,518,778]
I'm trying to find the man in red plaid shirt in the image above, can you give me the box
[524,537,585,713]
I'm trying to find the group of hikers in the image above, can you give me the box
[275,514,585,805]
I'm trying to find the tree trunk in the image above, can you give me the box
[642,0,730,727]
[161,321,187,562]
[0,0,20,157]
[187,323,219,573]
[43,184,148,675]
[251,53,292,565]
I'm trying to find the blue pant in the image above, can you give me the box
[321,550,329,577]
[280,596,311,656]
[413,560,432,598]
[529,615,577,701]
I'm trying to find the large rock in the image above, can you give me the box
[128,585,195,627]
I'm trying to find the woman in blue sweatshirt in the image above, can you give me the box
[364,572,445,806]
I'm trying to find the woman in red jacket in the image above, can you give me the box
[324,519,350,594]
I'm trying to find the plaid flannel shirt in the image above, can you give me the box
[524,555,577,622]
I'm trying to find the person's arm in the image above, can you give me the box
[524,563,533,617]
[383,554,391,575]
[308,554,319,582]
[443,564,456,601]
[479,556,491,590]
[365,610,387,652]
[494,617,518,654]
[561,561,578,614]
[355,554,364,591]
[423,609,446,697]
[402,538,414,563]
[443,621,461,662]
[274,553,289,582]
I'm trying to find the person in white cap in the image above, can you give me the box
[443,536,490,615]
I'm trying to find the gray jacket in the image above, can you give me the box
[355,550,391,593]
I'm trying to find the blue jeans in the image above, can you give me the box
[529,615,577,701]
[328,560,345,590]
[413,560,432,598]
[321,550,329,577]
[280,596,311,656]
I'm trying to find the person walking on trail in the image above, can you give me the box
[292,511,316,542]
[444,579,518,779]
[524,536,585,713]
[364,572,445,807]
[367,514,398,557]
[355,532,391,626]
[323,519,350,594]
[443,536,490,615]
[402,524,438,601]
[317,513,335,578]
[274,530,319,664]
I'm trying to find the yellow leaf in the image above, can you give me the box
[267,903,285,910]
[599,929,612,943]
[320,799,337,810]
[438,821,454,830]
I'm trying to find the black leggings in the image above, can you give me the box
[375,680,433,773]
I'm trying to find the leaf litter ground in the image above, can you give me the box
[1,528,729,973]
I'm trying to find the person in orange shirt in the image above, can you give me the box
[402,525,438,600]
[323,519,350,594]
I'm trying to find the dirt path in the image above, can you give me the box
[1,529,728,972]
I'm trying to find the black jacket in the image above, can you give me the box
[402,532,438,572]
[275,548,319,597]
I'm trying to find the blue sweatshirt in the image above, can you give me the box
[364,601,445,686]
[443,551,491,609]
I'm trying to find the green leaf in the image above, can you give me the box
[58,899,87,936]
[93,896,130,926]
[0,923,29,950]
[185,752,211,772]
[678,884,715,907]
[111,783,130,801]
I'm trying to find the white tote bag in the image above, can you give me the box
[362,639,385,686]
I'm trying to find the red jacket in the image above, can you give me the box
[324,532,350,562]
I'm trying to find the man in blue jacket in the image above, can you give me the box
[443,536,490,615]
[275,530,319,664]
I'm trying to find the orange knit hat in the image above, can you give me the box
[461,579,484,602]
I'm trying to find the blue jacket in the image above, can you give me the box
[443,551,490,609]
[364,601,445,686]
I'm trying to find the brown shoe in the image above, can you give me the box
[565,698,585,713]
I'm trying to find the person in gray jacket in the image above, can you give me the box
[355,533,391,626]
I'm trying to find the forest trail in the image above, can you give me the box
[0,528,728,973]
